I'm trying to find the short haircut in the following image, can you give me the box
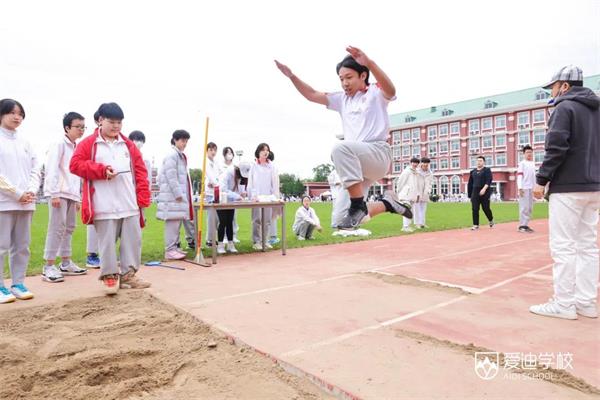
[129,130,146,143]
[302,195,311,202]
[410,157,420,163]
[268,151,275,162]
[171,129,190,145]
[0,98,25,120]
[207,142,217,151]
[336,55,370,85]
[254,143,270,159]
[522,145,533,153]
[420,157,431,164]
[222,146,234,156]
[97,102,124,120]
[477,155,486,161]
[93,109,101,123]
[63,112,85,133]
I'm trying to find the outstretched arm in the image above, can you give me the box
[346,46,396,100]
[274,60,328,106]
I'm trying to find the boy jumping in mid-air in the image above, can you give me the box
[275,46,411,230]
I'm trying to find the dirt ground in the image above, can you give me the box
[0,291,333,400]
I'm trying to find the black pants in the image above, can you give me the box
[217,210,234,243]
[471,191,493,226]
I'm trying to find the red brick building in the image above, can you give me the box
[384,74,600,200]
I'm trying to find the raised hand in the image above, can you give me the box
[346,46,370,66]
[274,60,293,78]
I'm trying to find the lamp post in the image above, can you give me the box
[235,150,244,163]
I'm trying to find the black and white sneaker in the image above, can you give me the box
[524,226,534,233]
[382,190,413,219]
[337,206,370,230]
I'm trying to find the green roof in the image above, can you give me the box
[390,74,600,128]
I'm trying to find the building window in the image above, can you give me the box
[439,124,448,136]
[402,145,410,157]
[482,117,492,131]
[405,115,416,123]
[440,176,449,195]
[430,159,438,171]
[440,158,449,170]
[392,131,401,145]
[451,175,461,194]
[450,139,460,152]
[535,90,550,101]
[495,115,506,130]
[469,119,480,135]
[394,162,402,173]
[450,122,460,135]
[495,153,507,166]
[519,131,531,145]
[533,129,546,143]
[442,108,454,117]
[535,150,545,163]
[482,135,493,149]
[533,109,545,124]
[428,142,437,156]
[393,146,401,159]
[412,128,420,143]
[431,179,438,195]
[517,112,530,128]
[495,134,506,147]
[451,157,460,169]
[403,162,409,169]
[469,137,480,151]
[469,156,478,168]
[439,141,448,153]
[413,145,421,158]
[428,126,437,141]
[518,152,524,163]
[402,129,411,141]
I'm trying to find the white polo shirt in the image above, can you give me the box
[326,84,395,143]
[93,135,138,220]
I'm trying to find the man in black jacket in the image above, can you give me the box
[467,156,494,230]
[530,65,600,320]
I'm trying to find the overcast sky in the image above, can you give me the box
[2,0,599,179]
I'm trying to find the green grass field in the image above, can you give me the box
[5,201,548,277]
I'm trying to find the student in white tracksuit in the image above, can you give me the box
[293,196,322,240]
[157,130,194,260]
[414,157,433,229]
[0,99,40,303]
[204,142,220,246]
[41,112,88,283]
[247,143,280,250]
[275,46,412,231]
[394,157,423,232]
[327,169,350,229]
[516,145,536,233]
[221,146,240,244]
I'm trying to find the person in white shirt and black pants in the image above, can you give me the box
[517,145,536,233]
[467,155,494,230]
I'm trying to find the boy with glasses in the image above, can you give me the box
[41,112,88,283]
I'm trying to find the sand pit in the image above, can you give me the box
[0,291,332,400]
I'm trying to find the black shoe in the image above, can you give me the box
[518,226,527,233]
[337,206,370,230]
[524,226,534,233]
[382,190,413,219]
[187,240,196,250]
[205,241,213,247]
[489,220,495,228]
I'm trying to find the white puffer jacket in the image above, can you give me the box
[156,146,192,221]
[43,136,81,201]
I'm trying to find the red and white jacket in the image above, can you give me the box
[69,128,150,227]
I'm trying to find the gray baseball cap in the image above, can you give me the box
[542,65,583,89]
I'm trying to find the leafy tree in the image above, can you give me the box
[279,173,305,197]
[312,163,334,182]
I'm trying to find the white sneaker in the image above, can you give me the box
[226,242,238,253]
[252,243,263,251]
[401,227,414,233]
[529,300,577,320]
[265,242,273,249]
[42,265,65,283]
[576,303,598,318]
[470,225,479,231]
[10,284,34,300]
[59,260,87,276]
[233,237,241,244]
[0,287,16,304]
[297,236,305,241]
[217,243,226,254]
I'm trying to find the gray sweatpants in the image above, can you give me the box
[519,189,533,226]
[94,215,141,279]
[252,208,272,244]
[331,141,392,192]
[165,219,184,252]
[180,219,195,243]
[294,220,315,239]
[44,198,77,260]
[0,211,33,286]
[87,225,98,254]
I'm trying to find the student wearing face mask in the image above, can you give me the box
[222,146,240,244]
[128,131,151,189]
